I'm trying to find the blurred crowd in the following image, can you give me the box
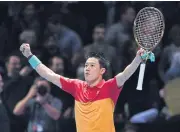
[0,1,180,132]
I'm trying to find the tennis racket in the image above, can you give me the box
[133,7,165,90]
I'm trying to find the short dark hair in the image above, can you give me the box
[5,53,21,63]
[86,52,109,71]
[48,14,63,25]
[48,55,64,66]
[94,23,105,29]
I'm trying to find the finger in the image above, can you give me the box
[20,44,26,51]
[25,44,29,47]
[20,45,23,51]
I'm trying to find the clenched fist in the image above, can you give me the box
[20,43,32,58]
[136,48,146,56]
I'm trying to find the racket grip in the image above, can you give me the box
[136,63,146,90]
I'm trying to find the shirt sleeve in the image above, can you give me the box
[60,76,79,97]
[51,98,63,112]
[25,99,35,116]
[106,77,123,105]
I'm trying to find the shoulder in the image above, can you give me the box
[107,23,123,32]
[105,77,118,86]
[65,26,81,38]
[105,77,123,89]
[84,44,94,52]
[60,77,84,86]
[108,23,121,29]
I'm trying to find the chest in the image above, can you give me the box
[75,86,110,103]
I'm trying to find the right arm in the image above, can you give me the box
[13,85,37,115]
[35,64,78,96]
[20,43,79,96]
[20,43,63,88]
[35,64,62,88]
[13,96,30,115]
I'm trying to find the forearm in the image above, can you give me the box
[36,64,56,82]
[13,96,30,115]
[28,55,61,87]
[116,55,142,86]
[123,55,142,79]
[42,103,60,120]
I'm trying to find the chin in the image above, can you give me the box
[85,77,91,82]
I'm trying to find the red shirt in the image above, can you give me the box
[60,77,122,132]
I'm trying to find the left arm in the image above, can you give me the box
[42,103,61,120]
[115,54,142,87]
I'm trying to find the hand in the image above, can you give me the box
[26,85,37,99]
[20,43,33,58]
[19,66,33,76]
[63,107,73,119]
[136,48,146,56]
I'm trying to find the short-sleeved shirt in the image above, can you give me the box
[60,77,122,132]
[26,95,62,132]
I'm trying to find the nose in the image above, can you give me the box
[85,66,90,71]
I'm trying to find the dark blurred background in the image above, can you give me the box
[0,1,180,132]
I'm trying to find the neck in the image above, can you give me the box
[87,77,103,87]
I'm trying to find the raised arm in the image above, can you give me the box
[13,85,37,115]
[115,49,143,87]
[20,43,63,88]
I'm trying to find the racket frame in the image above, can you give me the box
[133,7,165,90]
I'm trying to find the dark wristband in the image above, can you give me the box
[28,55,33,60]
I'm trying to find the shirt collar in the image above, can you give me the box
[96,79,105,88]
[86,79,105,89]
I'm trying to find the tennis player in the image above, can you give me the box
[20,43,145,132]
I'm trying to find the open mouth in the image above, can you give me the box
[85,73,90,76]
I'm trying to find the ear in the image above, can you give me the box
[100,68,106,75]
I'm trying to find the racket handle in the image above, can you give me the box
[136,63,146,91]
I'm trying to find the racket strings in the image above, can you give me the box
[134,8,164,50]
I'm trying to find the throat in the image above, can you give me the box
[87,78,102,88]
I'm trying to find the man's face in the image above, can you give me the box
[24,4,35,18]
[93,27,105,43]
[48,22,60,33]
[6,56,21,76]
[84,57,105,83]
[44,36,58,54]
[123,7,136,24]
[0,74,4,93]
[50,57,64,75]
